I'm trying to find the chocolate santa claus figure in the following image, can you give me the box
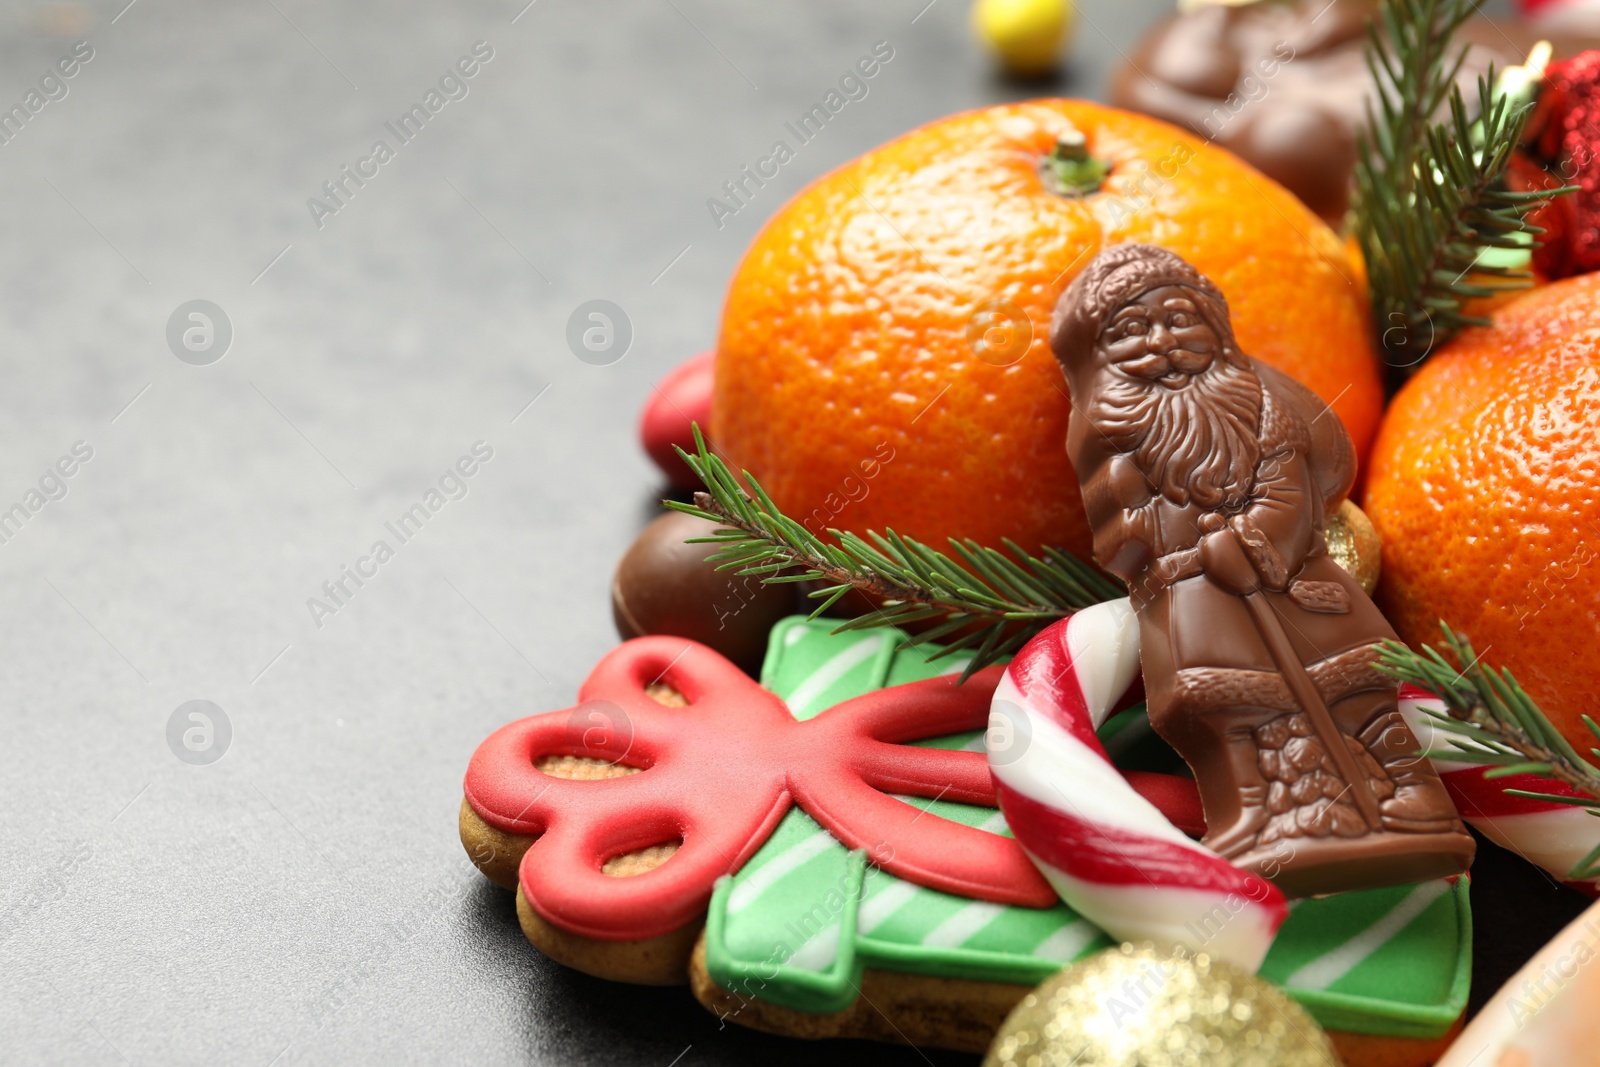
[1052,244,1474,896]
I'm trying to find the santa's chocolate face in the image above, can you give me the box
[1098,285,1219,389]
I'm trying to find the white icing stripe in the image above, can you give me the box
[785,634,885,716]
[1281,880,1452,991]
[922,901,1006,948]
[858,879,921,934]
[1031,920,1101,962]
[889,792,965,822]
[1064,600,1141,730]
[786,921,841,972]
[889,798,1006,835]
[978,810,1010,834]
[726,832,836,914]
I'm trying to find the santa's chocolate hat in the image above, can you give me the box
[1051,243,1232,381]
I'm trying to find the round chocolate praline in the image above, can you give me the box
[611,510,796,674]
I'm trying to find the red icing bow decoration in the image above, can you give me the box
[463,636,1057,942]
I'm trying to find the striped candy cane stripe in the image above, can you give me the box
[987,599,1289,971]
[1399,686,1600,896]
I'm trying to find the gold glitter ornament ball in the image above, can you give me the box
[1324,498,1381,595]
[983,943,1343,1067]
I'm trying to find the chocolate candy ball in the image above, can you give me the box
[612,510,796,673]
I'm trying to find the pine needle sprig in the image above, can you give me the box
[1376,623,1600,879]
[1353,0,1571,379]
[664,424,1122,678]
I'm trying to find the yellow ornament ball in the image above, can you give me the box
[972,0,1073,76]
[984,943,1343,1067]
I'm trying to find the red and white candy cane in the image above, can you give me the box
[1400,687,1600,897]
[987,599,1289,971]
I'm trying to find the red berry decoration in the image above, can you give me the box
[1521,50,1600,278]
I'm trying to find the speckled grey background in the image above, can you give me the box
[0,1,1580,1065]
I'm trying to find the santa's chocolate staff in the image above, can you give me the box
[1052,244,1474,896]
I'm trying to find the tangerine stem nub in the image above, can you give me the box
[1040,129,1109,198]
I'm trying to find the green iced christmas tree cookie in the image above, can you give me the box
[701,617,1470,1041]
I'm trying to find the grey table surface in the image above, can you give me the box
[0,1,1583,1065]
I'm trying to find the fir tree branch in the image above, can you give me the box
[1353,0,1572,379]
[1377,623,1600,879]
[664,424,1122,678]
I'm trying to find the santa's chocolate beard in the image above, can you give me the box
[1091,354,1264,510]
